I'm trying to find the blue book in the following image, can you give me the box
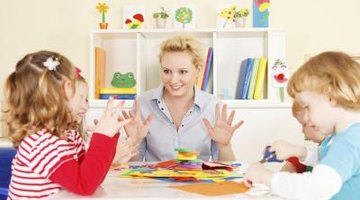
[235,58,250,99]
[241,58,254,99]
[100,94,136,100]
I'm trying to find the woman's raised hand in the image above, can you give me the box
[121,99,153,143]
[203,103,244,146]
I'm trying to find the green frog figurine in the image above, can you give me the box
[111,72,136,88]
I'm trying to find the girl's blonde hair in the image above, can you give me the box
[287,51,360,110]
[4,50,77,147]
[159,35,204,70]
[76,75,89,140]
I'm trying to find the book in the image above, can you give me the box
[253,58,268,99]
[197,48,210,89]
[99,94,136,100]
[95,47,106,99]
[202,48,213,90]
[100,87,137,94]
[235,58,250,99]
[247,58,260,99]
[241,58,254,99]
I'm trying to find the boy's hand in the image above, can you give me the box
[269,140,307,160]
[245,162,273,186]
[94,98,132,137]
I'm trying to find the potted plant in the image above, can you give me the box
[96,3,109,29]
[153,7,169,28]
[234,8,249,28]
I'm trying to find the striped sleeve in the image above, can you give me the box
[18,131,84,178]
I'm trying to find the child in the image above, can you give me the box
[4,51,131,198]
[280,101,325,173]
[245,51,360,200]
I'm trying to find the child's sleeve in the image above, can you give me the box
[49,133,119,195]
[286,157,307,173]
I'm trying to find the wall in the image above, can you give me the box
[1,0,359,94]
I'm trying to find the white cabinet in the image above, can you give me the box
[89,28,287,109]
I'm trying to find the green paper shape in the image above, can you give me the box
[111,72,136,88]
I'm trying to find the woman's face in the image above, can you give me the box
[160,51,200,98]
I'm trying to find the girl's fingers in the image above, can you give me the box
[122,110,130,119]
[118,118,132,127]
[105,97,114,116]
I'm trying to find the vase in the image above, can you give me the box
[235,17,246,28]
[155,18,167,29]
[99,22,108,30]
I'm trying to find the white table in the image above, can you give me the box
[51,170,285,199]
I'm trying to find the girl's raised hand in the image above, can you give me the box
[203,103,244,146]
[94,98,132,137]
[121,99,153,143]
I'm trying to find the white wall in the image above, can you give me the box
[1,0,359,95]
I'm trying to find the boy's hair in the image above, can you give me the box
[159,35,204,70]
[287,51,360,110]
[4,50,77,147]
[291,101,302,117]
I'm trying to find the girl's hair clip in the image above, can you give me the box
[75,67,82,79]
[43,57,60,71]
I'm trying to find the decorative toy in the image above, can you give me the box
[218,5,236,28]
[175,7,193,29]
[271,59,289,102]
[125,14,144,29]
[96,2,109,29]
[111,72,136,88]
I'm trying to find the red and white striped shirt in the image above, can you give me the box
[8,129,118,199]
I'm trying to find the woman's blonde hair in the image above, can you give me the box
[159,35,204,70]
[4,50,77,147]
[287,51,360,110]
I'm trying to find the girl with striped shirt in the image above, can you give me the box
[4,51,131,199]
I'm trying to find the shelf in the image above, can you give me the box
[89,28,286,108]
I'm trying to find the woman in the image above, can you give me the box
[123,35,243,161]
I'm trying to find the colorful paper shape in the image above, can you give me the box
[172,181,250,196]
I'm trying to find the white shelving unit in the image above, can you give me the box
[89,28,287,109]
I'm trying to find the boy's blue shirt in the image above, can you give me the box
[319,123,360,200]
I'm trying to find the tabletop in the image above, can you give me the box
[50,167,285,200]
